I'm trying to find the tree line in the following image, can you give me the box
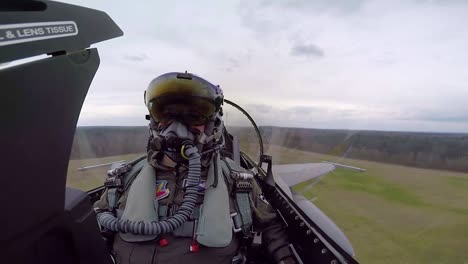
[70,126,468,172]
[260,126,468,172]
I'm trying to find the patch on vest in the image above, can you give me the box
[182,179,207,194]
[156,180,170,200]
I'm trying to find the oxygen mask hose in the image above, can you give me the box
[97,143,202,236]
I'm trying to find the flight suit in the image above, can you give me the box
[95,153,293,264]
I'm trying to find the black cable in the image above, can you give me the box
[224,99,264,165]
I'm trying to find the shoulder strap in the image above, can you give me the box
[122,156,148,190]
[105,155,147,210]
[220,157,254,235]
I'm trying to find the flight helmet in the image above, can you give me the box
[145,72,223,127]
[144,72,225,163]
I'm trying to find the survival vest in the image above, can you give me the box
[103,154,255,243]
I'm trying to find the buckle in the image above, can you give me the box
[252,231,262,247]
[107,163,132,177]
[234,180,252,193]
[230,212,242,233]
[104,176,123,188]
[232,253,246,264]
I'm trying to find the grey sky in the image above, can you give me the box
[64,0,468,133]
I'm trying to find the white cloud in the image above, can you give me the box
[61,0,468,132]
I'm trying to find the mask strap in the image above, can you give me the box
[197,129,223,145]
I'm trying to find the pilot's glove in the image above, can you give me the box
[261,219,297,263]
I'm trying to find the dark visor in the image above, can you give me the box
[148,96,216,126]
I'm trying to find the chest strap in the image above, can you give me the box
[167,204,200,238]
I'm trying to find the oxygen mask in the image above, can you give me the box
[151,120,201,163]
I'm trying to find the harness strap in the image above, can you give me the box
[221,158,254,235]
[123,157,148,189]
[105,156,147,210]
[104,176,122,210]
[159,204,168,219]
[235,192,253,233]
[107,189,119,210]
[198,129,223,144]
[221,159,243,233]
[173,221,196,237]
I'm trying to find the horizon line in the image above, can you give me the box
[75,125,468,135]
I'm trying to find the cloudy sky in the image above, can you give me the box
[63,0,468,133]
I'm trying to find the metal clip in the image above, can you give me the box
[252,231,262,246]
[259,194,270,205]
[104,176,122,188]
[231,212,242,233]
[230,171,254,180]
[106,163,132,177]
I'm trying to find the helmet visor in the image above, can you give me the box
[148,96,216,126]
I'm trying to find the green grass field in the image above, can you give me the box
[66,153,145,190]
[266,145,468,264]
[67,145,468,263]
